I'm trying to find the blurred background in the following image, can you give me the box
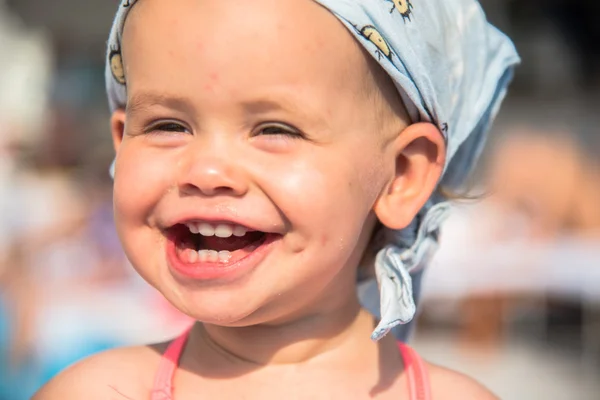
[0,0,599,398]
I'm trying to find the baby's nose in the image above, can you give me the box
[177,147,249,197]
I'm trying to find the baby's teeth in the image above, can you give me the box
[207,250,219,262]
[187,223,199,234]
[198,223,215,237]
[233,225,247,237]
[218,251,231,262]
[186,249,198,263]
[215,224,233,238]
[219,250,231,262]
[198,250,209,262]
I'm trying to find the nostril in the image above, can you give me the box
[212,186,236,194]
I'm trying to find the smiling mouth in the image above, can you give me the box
[167,222,269,265]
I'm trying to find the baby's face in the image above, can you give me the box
[112,0,405,325]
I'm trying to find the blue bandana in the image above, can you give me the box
[105,0,519,341]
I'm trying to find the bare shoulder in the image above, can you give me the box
[33,342,169,400]
[426,362,498,400]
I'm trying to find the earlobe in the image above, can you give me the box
[374,122,446,230]
[111,109,127,153]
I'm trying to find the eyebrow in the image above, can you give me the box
[241,96,327,128]
[243,98,300,115]
[127,92,196,115]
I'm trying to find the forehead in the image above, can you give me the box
[121,0,373,103]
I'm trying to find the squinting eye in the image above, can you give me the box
[146,121,189,134]
[256,124,303,139]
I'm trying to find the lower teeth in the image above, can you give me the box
[179,243,262,264]
[197,249,232,263]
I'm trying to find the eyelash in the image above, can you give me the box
[255,124,303,139]
[145,121,189,135]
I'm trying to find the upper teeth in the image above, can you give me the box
[186,222,248,238]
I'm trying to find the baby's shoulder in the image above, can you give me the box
[33,342,170,400]
[426,362,498,400]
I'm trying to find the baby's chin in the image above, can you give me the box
[164,289,276,328]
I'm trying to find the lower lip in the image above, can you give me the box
[166,233,279,282]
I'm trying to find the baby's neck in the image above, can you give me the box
[189,300,377,368]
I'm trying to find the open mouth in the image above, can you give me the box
[167,221,269,265]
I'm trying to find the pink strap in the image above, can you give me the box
[151,330,429,400]
[150,328,192,400]
[398,342,432,400]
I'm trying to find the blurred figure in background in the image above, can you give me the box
[487,129,600,239]
[0,2,53,398]
[423,126,600,357]
[0,4,149,398]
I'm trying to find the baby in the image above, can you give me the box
[35,0,519,398]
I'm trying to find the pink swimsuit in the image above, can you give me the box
[150,330,431,400]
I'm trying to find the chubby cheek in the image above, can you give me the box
[113,143,175,223]
[265,149,387,267]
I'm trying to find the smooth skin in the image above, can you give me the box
[35,0,497,398]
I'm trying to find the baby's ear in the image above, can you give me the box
[373,122,446,230]
[111,109,127,152]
